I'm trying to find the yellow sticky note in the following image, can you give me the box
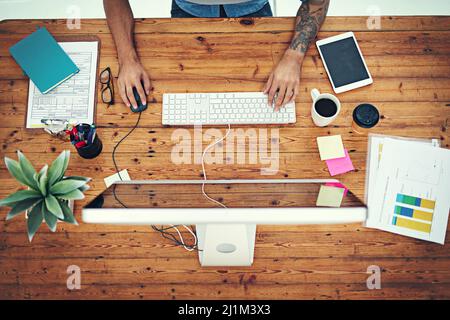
[316,185,345,207]
[317,135,345,160]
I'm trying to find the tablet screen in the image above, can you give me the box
[319,37,370,88]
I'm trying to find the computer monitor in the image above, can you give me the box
[82,179,367,266]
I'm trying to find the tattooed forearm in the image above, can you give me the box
[289,0,330,54]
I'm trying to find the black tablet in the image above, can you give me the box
[316,32,373,93]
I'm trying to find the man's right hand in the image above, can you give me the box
[117,58,152,110]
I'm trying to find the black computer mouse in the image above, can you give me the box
[131,86,148,113]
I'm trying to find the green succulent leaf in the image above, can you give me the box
[4,157,36,190]
[78,184,90,192]
[37,165,48,196]
[49,179,87,195]
[33,172,39,185]
[43,203,58,232]
[57,189,85,201]
[58,150,71,181]
[0,189,42,207]
[17,151,39,190]
[44,194,64,219]
[37,165,48,180]
[63,176,91,182]
[47,151,67,188]
[6,198,42,220]
[59,200,78,225]
[27,201,43,242]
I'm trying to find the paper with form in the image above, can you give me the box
[26,41,98,128]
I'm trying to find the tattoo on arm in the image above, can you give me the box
[289,0,330,54]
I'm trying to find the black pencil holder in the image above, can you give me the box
[76,135,103,159]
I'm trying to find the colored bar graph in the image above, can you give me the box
[392,216,431,233]
[394,205,433,222]
[392,193,436,234]
[396,194,436,210]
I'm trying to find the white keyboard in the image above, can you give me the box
[162,92,296,125]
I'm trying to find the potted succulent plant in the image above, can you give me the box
[0,150,90,241]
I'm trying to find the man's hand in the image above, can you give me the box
[264,49,303,111]
[117,58,152,110]
[264,0,329,111]
[103,0,151,110]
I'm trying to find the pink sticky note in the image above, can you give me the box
[325,149,354,176]
[325,182,349,196]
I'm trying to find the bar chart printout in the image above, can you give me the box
[369,138,450,244]
[392,193,436,234]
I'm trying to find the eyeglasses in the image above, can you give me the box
[100,67,115,106]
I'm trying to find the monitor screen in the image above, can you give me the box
[319,37,370,88]
[85,181,365,209]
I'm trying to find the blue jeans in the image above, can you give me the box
[171,1,273,18]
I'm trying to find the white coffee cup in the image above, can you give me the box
[310,88,341,127]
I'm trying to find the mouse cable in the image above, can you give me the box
[112,111,142,181]
[201,124,232,208]
[111,111,198,251]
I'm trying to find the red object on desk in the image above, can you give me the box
[75,140,87,149]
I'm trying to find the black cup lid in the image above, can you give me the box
[353,104,380,128]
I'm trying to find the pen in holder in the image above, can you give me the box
[68,123,103,159]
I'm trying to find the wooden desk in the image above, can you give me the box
[0,16,449,299]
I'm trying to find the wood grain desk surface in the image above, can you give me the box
[0,16,449,299]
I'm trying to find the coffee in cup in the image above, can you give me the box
[310,88,341,127]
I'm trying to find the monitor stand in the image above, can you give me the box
[196,224,256,266]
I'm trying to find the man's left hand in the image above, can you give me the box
[263,49,304,111]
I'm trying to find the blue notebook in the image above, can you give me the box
[9,27,79,94]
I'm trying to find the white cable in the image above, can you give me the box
[172,124,232,251]
[170,224,198,252]
[201,124,232,208]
